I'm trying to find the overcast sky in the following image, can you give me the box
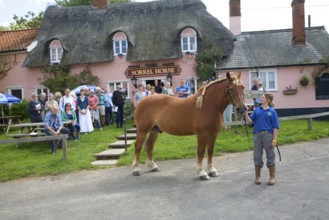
[0,0,328,31]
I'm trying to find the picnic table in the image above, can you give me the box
[0,115,21,132]
[1,121,70,159]
[6,122,44,134]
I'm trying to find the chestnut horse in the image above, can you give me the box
[132,72,246,180]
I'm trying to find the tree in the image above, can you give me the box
[194,40,224,82]
[55,0,131,6]
[8,11,44,30]
[55,0,91,6]
[40,65,99,93]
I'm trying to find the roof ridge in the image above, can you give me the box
[240,26,325,35]
[0,28,39,33]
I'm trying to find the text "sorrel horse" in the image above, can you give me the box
[132,72,246,180]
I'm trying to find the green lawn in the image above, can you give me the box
[1,119,329,182]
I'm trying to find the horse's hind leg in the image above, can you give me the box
[132,131,148,176]
[207,134,219,177]
[146,130,160,172]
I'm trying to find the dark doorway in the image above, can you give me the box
[145,79,161,87]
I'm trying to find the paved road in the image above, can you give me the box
[1,138,329,220]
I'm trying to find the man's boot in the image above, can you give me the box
[255,166,261,185]
[268,166,276,185]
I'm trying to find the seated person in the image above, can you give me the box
[44,106,69,154]
[61,103,81,140]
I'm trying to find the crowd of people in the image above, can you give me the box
[28,86,119,154]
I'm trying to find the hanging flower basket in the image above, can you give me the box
[299,75,310,86]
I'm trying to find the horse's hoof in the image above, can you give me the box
[199,175,210,180]
[151,167,160,172]
[133,171,141,176]
[208,171,219,177]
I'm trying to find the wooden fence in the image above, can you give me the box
[225,111,329,130]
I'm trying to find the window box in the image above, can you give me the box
[283,89,297,95]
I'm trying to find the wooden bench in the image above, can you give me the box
[0,134,69,159]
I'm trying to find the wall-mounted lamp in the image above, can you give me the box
[166,73,173,83]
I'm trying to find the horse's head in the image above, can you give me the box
[226,72,246,115]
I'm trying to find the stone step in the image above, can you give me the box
[126,128,137,133]
[109,140,135,149]
[116,133,137,140]
[91,159,118,166]
[94,149,125,160]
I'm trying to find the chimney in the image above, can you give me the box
[92,0,109,9]
[229,0,241,35]
[291,0,306,45]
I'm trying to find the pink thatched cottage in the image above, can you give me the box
[0,0,329,117]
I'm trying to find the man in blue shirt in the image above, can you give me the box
[44,106,69,154]
[104,87,114,125]
[176,79,190,98]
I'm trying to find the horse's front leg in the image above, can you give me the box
[206,134,219,177]
[132,131,148,176]
[146,130,160,172]
[197,134,209,180]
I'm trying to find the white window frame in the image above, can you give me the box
[113,39,128,56]
[107,81,130,98]
[49,40,63,64]
[249,69,278,91]
[7,87,24,100]
[181,36,197,53]
[35,87,50,99]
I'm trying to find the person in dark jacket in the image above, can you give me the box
[28,93,43,132]
[112,85,126,128]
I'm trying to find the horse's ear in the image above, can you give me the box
[237,71,241,79]
[226,72,232,82]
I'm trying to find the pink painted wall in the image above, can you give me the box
[0,52,43,100]
[1,51,329,110]
[219,67,329,109]
[70,53,197,93]
[0,52,197,99]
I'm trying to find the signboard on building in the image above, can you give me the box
[125,65,181,78]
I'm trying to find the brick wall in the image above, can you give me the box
[92,0,108,9]
[291,0,305,45]
[230,0,241,17]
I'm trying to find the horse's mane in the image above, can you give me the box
[195,77,227,109]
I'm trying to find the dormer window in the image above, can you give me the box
[113,32,128,56]
[181,28,197,53]
[49,40,63,64]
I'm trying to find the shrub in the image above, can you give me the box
[10,99,30,119]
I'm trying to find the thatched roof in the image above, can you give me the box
[23,0,234,67]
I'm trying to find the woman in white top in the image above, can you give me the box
[77,89,94,133]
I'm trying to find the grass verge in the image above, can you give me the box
[0,119,328,182]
